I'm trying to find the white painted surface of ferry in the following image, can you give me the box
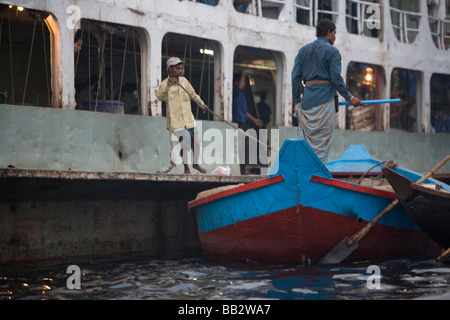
[0,0,449,174]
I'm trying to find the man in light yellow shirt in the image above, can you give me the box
[156,57,208,174]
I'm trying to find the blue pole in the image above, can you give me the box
[338,99,400,106]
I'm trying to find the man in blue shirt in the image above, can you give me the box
[292,19,362,164]
[233,69,263,174]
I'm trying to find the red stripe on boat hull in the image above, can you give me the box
[311,175,396,199]
[189,175,284,208]
[198,205,441,264]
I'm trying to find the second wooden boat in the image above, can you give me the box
[382,166,450,249]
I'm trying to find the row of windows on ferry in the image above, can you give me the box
[197,0,450,49]
[0,4,449,134]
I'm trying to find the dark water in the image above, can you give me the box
[1,254,449,301]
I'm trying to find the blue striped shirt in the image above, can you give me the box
[232,91,248,124]
[292,37,353,109]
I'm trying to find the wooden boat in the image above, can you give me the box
[382,166,450,250]
[188,139,443,264]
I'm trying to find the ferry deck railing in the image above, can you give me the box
[429,15,450,50]
[345,0,381,35]
[390,6,421,44]
[248,0,285,17]
[293,0,338,26]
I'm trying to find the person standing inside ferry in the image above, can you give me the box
[156,57,208,174]
[232,69,263,175]
[292,19,362,164]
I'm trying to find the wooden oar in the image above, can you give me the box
[438,248,450,263]
[319,154,450,265]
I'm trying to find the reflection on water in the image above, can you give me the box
[0,255,449,300]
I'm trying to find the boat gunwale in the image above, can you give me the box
[189,170,398,210]
[331,172,383,177]
[410,182,450,199]
[310,175,396,199]
[188,174,285,209]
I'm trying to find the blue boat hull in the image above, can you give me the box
[189,140,444,263]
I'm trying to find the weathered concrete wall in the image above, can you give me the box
[0,199,202,263]
[1,104,449,176]
[0,104,242,175]
[0,166,261,264]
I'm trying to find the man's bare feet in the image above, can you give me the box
[193,164,207,174]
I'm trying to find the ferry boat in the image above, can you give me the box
[0,0,449,263]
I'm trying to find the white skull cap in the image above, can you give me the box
[167,57,183,68]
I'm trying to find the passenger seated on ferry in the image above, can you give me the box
[431,106,450,134]
[121,83,138,114]
[74,29,82,53]
[255,90,272,129]
[233,0,252,13]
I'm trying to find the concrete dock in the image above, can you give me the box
[0,168,261,264]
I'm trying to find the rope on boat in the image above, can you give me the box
[356,159,397,185]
